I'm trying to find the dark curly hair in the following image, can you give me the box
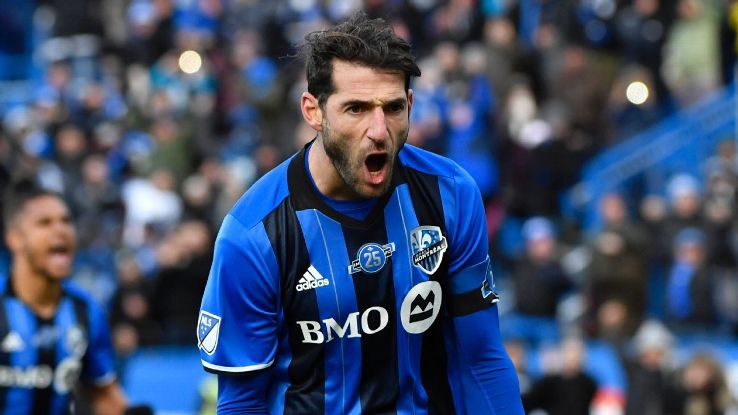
[300,11,421,107]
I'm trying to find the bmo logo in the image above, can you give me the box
[296,307,389,344]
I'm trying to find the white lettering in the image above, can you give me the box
[361,306,389,334]
[296,279,330,291]
[296,321,324,343]
[0,365,53,389]
[323,312,361,342]
[297,307,390,343]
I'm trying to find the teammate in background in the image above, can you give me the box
[198,11,524,414]
[1,178,128,414]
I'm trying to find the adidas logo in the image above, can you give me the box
[1,331,25,353]
[296,265,330,291]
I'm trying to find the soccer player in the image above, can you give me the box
[198,12,524,414]
[1,179,128,414]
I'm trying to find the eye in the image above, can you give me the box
[385,102,405,114]
[346,104,364,114]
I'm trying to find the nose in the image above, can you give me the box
[367,107,389,143]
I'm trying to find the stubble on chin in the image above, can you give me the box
[320,122,409,199]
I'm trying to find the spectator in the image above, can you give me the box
[662,0,721,106]
[660,173,710,259]
[584,193,650,337]
[523,337,599,415]
[670,352,737,414]
[502,216,571,345]
[512,216,572,319]
[665,227,719,329]
[624,319,679,415]
[150,220,212,344]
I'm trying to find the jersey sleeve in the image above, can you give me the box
[442,165,499,317]
[442,165,524,413]
[81,299,117,386]
[198,214,280,375]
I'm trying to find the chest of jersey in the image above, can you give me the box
[278,186,450,345]
[0,297,88,395]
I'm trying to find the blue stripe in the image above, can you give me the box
[6,298,37,413]
[386,185,427,414]
[296,210,362,415]
[448,258,488,295]
[52,298,76,414]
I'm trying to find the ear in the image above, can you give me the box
[4,227,21,253]
[300,92,323,132]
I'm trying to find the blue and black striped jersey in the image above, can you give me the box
[0,275,116,414]
[198,143,521,414]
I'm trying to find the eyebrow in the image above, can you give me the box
[340,97,407,109]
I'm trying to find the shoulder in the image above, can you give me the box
[227,155,294,230]
[62,282,107,317]
[399,145,477,193]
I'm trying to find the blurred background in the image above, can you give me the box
[0,0,736,413]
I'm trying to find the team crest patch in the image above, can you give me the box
[409,226,448,275]
[348,242,396,274]
[197,310,221,355]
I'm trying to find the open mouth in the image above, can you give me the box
[48,245,72,260]
[365,153,388,174]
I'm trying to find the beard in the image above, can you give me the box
[321,118,408,199]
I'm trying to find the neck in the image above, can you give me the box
[11,262,63,319]
[308,138,356,200]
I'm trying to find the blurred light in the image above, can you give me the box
[626,81,649,105]
[179,50,202,74]
[593,0,617,19]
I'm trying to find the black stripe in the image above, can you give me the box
[70,295,91,415]
[448,288,499,317]
[70,295,90,335]
[30,316,57,414]
[0,296,9,411]
[403,167,456,415]
[263,198,325,414]
[342,221,399,414]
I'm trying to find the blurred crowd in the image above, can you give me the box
[0,0,737,413]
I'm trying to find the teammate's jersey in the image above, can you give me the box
[198,143,500,414]
[0,275,116,414]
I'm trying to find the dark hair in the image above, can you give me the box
[301,11,421,107]
[2,178,62,231]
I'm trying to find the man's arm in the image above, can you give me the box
[87,381,127,415]
[442,165,524,414]
[216,370,272,414]
[198,216,280,409]
[451,303,524,414]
